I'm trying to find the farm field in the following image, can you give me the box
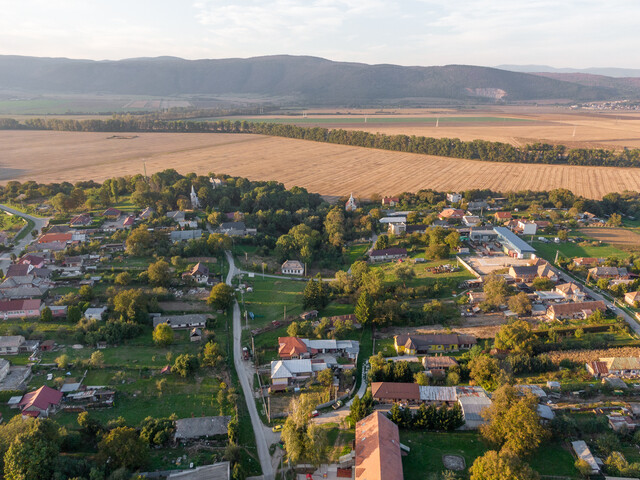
[580,227,640,247]
[3,130,640,199]
[531,238,631,261]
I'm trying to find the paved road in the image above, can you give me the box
[0,205,49,273]
[226,251,275,480]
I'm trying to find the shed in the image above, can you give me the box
[174,416,231,441]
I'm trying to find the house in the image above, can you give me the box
[0,336,25,355]
[508,263,557,283]
[571,441,600,475]
[281,260,304,275]
[555,283,586,302]
[446,193,462,203]
[405,224,428,234]
[166,211,186,223]
[394,334,476,355]
[69,214,92,227]
[388,222,407,235]
[588,266,629,280]
[62,256,84,268]
[345,193,358,212]
[5,264,34,278]
[423,356,458,375]
[17,254,45,269]
[369,248,407,263]
[102,207,123,218]
[467,200,488,211]
[182,263,210,284]
[40,340,55,352]
[625,291,640,306]
[278,337,309,359]
[458,395,493,430]
[438,208,465,221]
[379,216,407,225]
[216,222,256,236]
[573,257,601,267]
[190,328,203,342]
[355,412,404,480]
[517,220,537,235]
[174,416,231,442]
[37,233,72,245]
[138,207,155,220]
[371,382,420,404]
[153,314,208,330]
[18,385,63,418]
[587,357,640,378]
[462,215,481,227]
[84,307,107,321]
[494,212,512,222]
[169,229,202,242]
[546,300,606,321]
[0,299,42,319]
[381,197,400,207]
[270,359,315,388]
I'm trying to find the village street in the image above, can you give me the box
[0,205,49,274]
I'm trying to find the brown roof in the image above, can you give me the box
[0,299,41,312]
[19,385,62,411]
[277,337,308,358]
[355,412,404,480]
[395,334,476,350]
[587,361,609,376]
[494,211,512,219]
[548,301,606,317]
[423,356,459,369]
[371,382,420,401]
[370,248,407,257]
[439,208,465,218]
[556,282,582,295]
[38,233,72,244]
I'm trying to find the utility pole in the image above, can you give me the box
[283,305,286,322]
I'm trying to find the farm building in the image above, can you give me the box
[587,357,640,378]
[190,328,203,342]
[493,227,536,259]
[394,334,476,355]
[458,395,493,430]
[369,248,408,263]
[84,307,107,321]
[571,441,600,475]
[546,301,606,321]
[423,356,459,375]
[153,314,208,330]
[281,260,304,275]
[355,411,404,480]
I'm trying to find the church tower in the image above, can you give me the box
[190,185,200,209]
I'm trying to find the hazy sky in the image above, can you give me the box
[1,0,639,67]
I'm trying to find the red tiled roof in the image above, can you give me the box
[439,208,465,218]
[19,385,62,411]
[355,412,404,480]
[38,233,72,244]
[278,337,308,358]
[371,382,420,401]
[0,299,41,312]
[495,211,512,219]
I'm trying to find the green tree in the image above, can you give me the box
[469,450,539,480]
[374,234,389,250]
[172,354,199,377]
[152,323,174,347]
[147,259,171,286]
[607,213,622,227]
[4,419,61,480]
[414,371,430,386]
[89,350,105,368]
[494,320,535,354]
[207,283,234,311]
[558,229,568,242]
[469,355,500,389]
[79,285,94,301]
[281,394,327,466]
[355,291,374,326]
[126,225,152,256]
[302,275,329,310]
[55,354,70,369]
[483,274,511,309]
[112,289,148,323]
[207,233,232,253]
[531,277,554,291]
[97,426,149,471]
[202,341,223,368]
[507,292,532,316]
[67,305,82,323]
[40,307,53,322]
[394,263,415,287]
[78,411,103,439]
[114,271,132,286]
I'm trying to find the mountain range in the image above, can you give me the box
[0,55,639,105]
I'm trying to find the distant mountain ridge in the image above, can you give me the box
[0,54,636,104]
[497,64,640,78]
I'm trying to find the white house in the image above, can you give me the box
[84,307,107,321]
[517,220,537,235]
[281,260,304,275]
[446,193,462,203]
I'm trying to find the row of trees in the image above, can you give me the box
[4,116,640,168]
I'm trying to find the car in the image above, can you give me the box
[272,424,283,432]
[332,400,343,410]
[309,410,319,418]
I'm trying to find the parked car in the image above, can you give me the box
[309,410,319,418]
[332,400,343,410]
[272,424,283,432]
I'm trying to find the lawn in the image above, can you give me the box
[241,276,305,328]
[400,430,579,479]
[345,242,370,265]
[532,239,628,263]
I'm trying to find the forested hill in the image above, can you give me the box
[0,55,629,103]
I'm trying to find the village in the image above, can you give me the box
[1,173,640,479]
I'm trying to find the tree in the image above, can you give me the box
[374,234,389,250]
[207,233,232,253]
[202,341,223,368]
[507,292,532,316]
[281,394,327,466]
[480,385,549,457]
[445,231,461,250]
[78,411,103,439]
[112,289,148,323]
[207,283,234,311]
[152,323,174,347]
[4,419,61,480]
[469,355,500,389]
[348,392,374,426]
[558,229,568,242]
[394,263,415,287]
[39,307,53,322]
[483,274,511,309]
[531,277,554,291]
[97,426,149,471]
[147,259,171,286]
[494,320,535,354]
[355,291,374,326]
[414,371,430,386]
[469,450,539,480]
[79,285,94,301]
[56,354,70,369]
[607,212,622,227]
[302,275,329,310]
[114,271,132,286]
[89,350,104,368]
[172,354,199,377]
[126,225,152,256]
[67,305,82,323]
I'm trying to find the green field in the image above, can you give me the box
[241,276,306,328]
[531,239,628,262]
[374,256,473,293]
[400,430,578,479]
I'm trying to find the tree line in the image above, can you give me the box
[3,116,640,167]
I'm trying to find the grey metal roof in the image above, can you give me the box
[174,416,231,439]
[493,226,536,253]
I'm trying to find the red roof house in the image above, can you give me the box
[0,299,42,319]
[278,337,309,359]
[439,208,465,220]
[19,386,63,418]
[38,233,72,244]
[355,412,404,480]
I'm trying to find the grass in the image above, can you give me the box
[400,430,579,479]
[14,218,35,242]
[345,242,370,265]
[532,239,628,262]
[241,276,305,328]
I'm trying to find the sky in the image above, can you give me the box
[0,0,639,68]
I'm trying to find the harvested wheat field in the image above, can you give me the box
[2,130,640,199]
[581,227,640,247]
